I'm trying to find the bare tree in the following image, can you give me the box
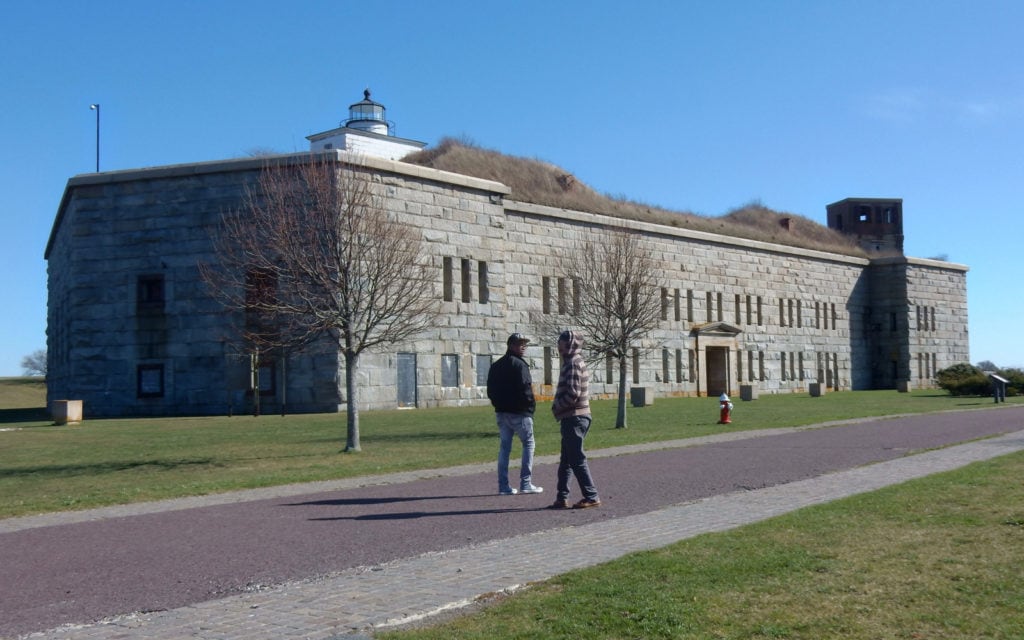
[537,230,665,428]
[21,349,47,377]
[201,152,439,451]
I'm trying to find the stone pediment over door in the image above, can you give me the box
[690,322,743,339]
[689,321,742,358]
[690,322,742,397]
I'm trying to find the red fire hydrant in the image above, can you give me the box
[718,393,733,424]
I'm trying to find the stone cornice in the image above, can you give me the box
[45,151,511,258]
[504,200,872,267]
[870,255,969,272]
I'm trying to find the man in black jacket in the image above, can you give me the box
[486,333,543,495]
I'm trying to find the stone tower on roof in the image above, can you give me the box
[826,197,905,254]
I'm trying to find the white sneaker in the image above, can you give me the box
[520,485,544,494]
[499,488,518,495]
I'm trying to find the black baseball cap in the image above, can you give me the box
[507,333,530,345]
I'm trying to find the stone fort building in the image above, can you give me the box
[45,92,969,417]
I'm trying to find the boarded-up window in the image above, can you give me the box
[441,354,459,387]
[137,363,164,398]
[475,354,491,386]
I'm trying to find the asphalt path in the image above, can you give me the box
[2,406,1023,638]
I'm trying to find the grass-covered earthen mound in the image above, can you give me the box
[404,138,866,258]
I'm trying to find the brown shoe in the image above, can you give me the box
[547,498,570,509]
[572,498,601,509]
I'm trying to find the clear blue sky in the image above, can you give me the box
[2,0,1022,376]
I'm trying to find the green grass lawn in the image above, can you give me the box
[0,377,1018,518]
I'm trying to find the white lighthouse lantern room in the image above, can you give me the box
[307,89,426,161]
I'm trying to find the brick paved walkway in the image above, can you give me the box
[15,422,1024,640]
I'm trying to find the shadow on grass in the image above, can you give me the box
[364,430,496,443]
[0,377,46,387]
[0,458,217,478]
[0,407,50,424]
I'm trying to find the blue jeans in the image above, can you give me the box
[496,412,536,492]
[557,415,598,501]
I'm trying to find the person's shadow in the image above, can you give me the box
[286,494,540,521]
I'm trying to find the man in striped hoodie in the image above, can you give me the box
[548,330,601,509]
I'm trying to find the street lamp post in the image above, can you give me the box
[89,104,100,172]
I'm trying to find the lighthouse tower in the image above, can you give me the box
[343,89,391,135]
[307,89,426,161]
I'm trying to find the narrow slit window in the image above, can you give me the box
[137,274,165,314]
[460,259,471,303]
[442,257,453,302]
[477,261,489,303]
